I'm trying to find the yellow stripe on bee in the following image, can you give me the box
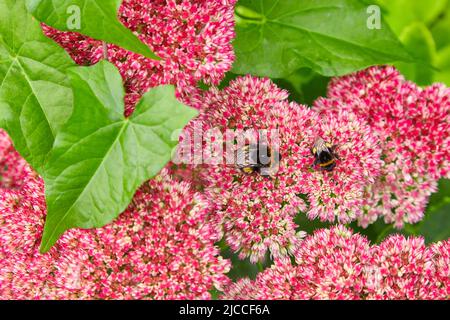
[242,167,254,173]
[319,160,335,167]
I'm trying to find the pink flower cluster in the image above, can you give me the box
[43,0,236,115]
[223,226,450,300]
[181,76,315,263]
[0,131,230,299]
[305,110,382,223]
[314,66,450,228]
[179,76,382,262]
[0,132,30,190]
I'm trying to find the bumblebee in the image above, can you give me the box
[311,137,339,172]
[236,143,281,177]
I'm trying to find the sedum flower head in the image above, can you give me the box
[305,108,382,223]
[314,66,450,228]
[223,258,298,300]
[44,0,236,115]
[181,75,385,261]
[0,132,230,299]
[293,226,373,299]
[222,226,450,300]
[430,240,450,298]
[91,169,231,299]
[368,235,448,300]
[222,226,372,300]
[182,76,318,263]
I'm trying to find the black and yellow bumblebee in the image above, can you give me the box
[236,143,281,177]
[311,137,339,171]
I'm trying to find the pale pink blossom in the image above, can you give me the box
[0,130,32,190]
[293,226,373,299]
[222,226,450,300]
[314,66,450,228]
[181,76,318,263]
[305,108,382,223]
[368,235,447,300]
[0,131,230,299]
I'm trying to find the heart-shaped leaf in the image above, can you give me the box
[233,0,413,78]
[41,61,197,252]
[0,0,74,174]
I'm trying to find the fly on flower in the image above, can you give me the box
[236,143,281,177]
[311,137,339,171]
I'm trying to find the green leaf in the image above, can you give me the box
[430,6,450,51]
[435,45,450,85]
[40,61,197,252]
[279,69,330,105]
[395,22,437,85]
[0,0,74,174]
[26,0,159,60]
[429,179,450,206]
[420,202,450,243]
[377,0,448,35]
[417,179,450,243]
[233,0,412,78]
[218,239,263,281]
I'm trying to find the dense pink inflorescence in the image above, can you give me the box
[430,240,450,298]
[314,66,450,228]
[305,109,382,223]
[368,235,447,300]
[179,75,384,261]
[91,171,231,299]
[43,0,236,115]
[293,226,373,299]
[0,132,230,299]
[0,130,31,190]
[222,226,450,300]
[0,174,101,299]
[181,76,319,263]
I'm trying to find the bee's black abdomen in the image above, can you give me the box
[319,151,333,163]
[312,137,339,172]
